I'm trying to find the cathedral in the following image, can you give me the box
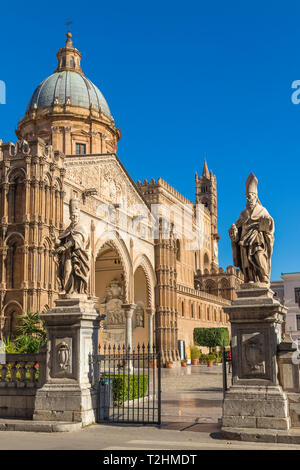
[0,33,242,363]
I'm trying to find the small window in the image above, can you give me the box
[295,288,300,305]
[182,301,184,317]
[62,57,66,67]
[70,56,75,67]
[191,304,194,319]
[76,143,86,155]
[297,315,300,330]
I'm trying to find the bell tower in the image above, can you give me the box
[195,160,219,268]
[0,137,65,338]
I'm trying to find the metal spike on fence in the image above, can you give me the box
[137,343,140,353]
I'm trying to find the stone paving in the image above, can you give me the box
[0,364,300,449]
[160,364,228,432]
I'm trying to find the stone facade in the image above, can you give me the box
[0,33,237,363]
[271,273,300,341]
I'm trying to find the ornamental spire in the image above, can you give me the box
[202,159,210,178]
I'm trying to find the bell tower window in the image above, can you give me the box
[70,56,74,67]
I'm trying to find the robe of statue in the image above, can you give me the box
[231,202,274,283]
[55,222,90,295]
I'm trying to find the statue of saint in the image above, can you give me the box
[52,198,90,295]
[229,173,274,285]
[135,302,145,328]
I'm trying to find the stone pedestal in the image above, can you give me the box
[33,296,100,426]
[222,285,290,433]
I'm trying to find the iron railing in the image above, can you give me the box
[89,343,161,425]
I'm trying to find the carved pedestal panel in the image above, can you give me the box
[222,286,290,432]
[33,296,100,425]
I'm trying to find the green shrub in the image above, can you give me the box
[194,328,230,350]
[191,346,201,360]
[3,312,47,354]
[206,354,215,362]
[101,374,149,403]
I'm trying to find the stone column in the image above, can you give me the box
[146,308,155,351]
[122,303,136,351]
[222,285,290,435]
[33,296,100,426]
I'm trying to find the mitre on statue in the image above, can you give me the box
[69,197,80,215]
[245,172,258,195]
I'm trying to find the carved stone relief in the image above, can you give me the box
[241,331,266,377]
[100,278,125,327]
[52,337,73,377]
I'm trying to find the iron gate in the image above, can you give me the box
[89,344,161,425]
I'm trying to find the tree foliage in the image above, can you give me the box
[193,327,230,349]
[4,312,46,354]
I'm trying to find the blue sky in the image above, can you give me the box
[0,0,299,280]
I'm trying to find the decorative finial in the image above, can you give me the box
[65,20,73,46]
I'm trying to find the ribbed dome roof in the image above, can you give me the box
[26,71,111,117]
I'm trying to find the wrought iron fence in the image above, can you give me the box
[89,344,161,425]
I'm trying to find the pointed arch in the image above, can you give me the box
[95,234,133,303]
[133,253,156,309]
[2,301,24,339]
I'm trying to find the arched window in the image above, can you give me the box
[8,170,25,223]
[220,278,230,300]
[3,304,22,339]
[176,240,181,261]
[5,235,24,289]
[70,56,75,67]
[203,253,209,268]
[191,303,194,318]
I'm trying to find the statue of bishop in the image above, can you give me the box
[229,173,274,285]
[52,198,90,295]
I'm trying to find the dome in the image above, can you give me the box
[26,71,111,117]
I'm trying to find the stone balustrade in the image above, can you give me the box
[0,352,46,418]
[177,283,231,305]
[0,353,46,388]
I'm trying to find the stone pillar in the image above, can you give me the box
[222,285,290,434]
[122,303,136,350]
[146,308,155,350]
[33,296,100,426]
